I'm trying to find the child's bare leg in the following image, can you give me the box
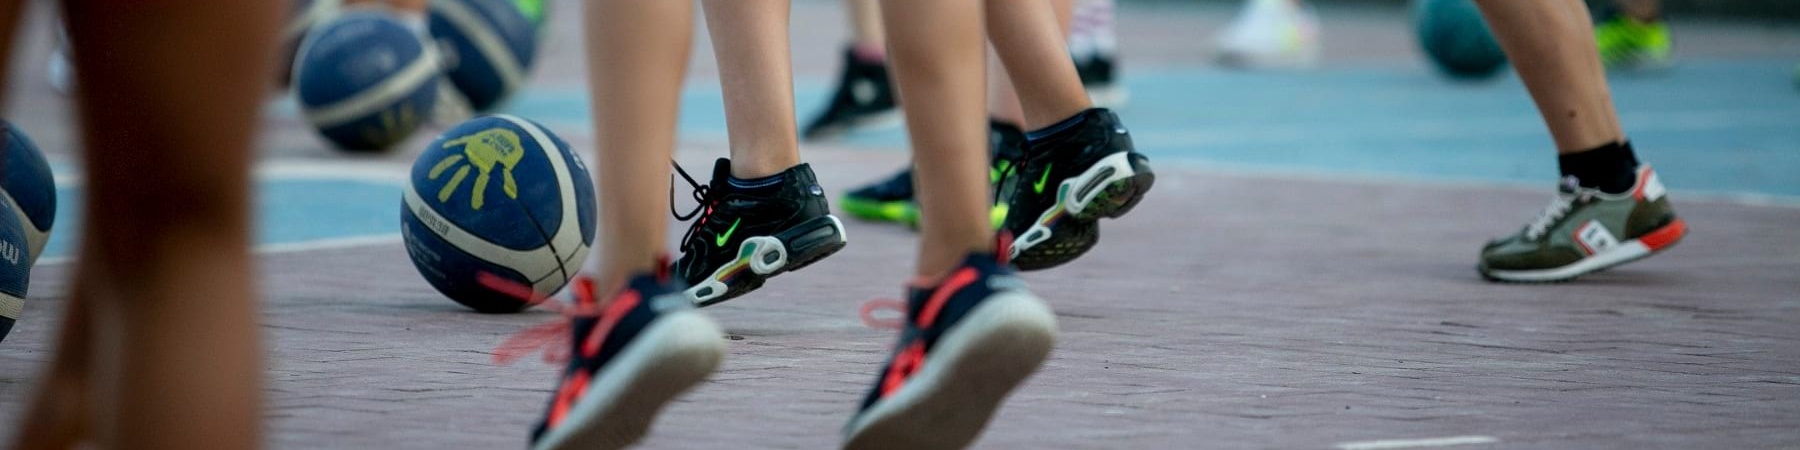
[1476,0,1624,154]
[986,0,1089,129]
[38,0,280,448]
[881,0,991,277]
[585,0,692,290]
[988,0,1074,126]
[702,0,800,178]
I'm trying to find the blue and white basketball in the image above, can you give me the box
[0,121,55,265]
[401,115,594,313]
[429,0,538,112]
[278,0,340,88]
[0,195,32,343]
[293,9,440,152]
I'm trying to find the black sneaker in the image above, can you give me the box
[527,269,724,450]
[672,159,848,306]
[1000,108,1154,271]
[802,47,900,141]
[839,121,1026,228]
[1075,53,1128,108]
[844,235,1056,449]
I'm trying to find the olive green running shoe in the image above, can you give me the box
[1479,165,1688,283]
[1594,13,1672,70]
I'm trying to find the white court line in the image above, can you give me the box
[50,158,413,188]
[34,233,404,267]
[1335,435,1499,450]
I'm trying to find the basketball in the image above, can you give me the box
[293,9,441,152]
[429,0,540,112]
[514,0,547,30]
[0,121,55,265]
[401,115,594,313]
[277,0,340,88]
[0,195,31,344]
[1413,0,1508,80]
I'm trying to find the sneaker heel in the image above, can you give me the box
[776,215,848,272]
[1085,154,1156,219]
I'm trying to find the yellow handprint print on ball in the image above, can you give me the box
[430,128,525,210]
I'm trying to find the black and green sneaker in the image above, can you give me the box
[672,159,848,306]
[839,121,1024,229]
[1479,165,1688,282]
[1000,108,1154,271]
[1594,10,1672,71]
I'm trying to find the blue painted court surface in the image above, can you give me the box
[511,58,1800,199]
[8,3,1800,449]
[41,174,402,262]
[48,58,1800,261]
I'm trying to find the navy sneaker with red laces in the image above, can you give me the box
[844,235,1057,449]
[526,268,724,450]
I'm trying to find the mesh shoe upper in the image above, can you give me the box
[1480,166,1681,273]
[671,159,832,287]
[529,271,690,445]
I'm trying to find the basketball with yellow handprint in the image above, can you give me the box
[402,115,597,313]
[430,127,524,210]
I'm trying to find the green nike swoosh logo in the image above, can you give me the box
[1032,163,1053,194]
[715,218,742,247]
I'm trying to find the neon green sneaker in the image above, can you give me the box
[839,121,1024,230]
[1594,13,1672,70]
[1479,165,1688,282]
[836,166,1008,230]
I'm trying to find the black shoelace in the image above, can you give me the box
[670,161,717,251]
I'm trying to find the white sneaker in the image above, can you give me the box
[1214,0,1322,69]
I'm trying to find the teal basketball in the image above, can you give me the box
[1414,0,1508,80]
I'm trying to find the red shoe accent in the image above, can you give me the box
[879,341,927,397]
[1631,166,1653,200]
[582,290,642,358]
[917,268,976,328]
[1639,218,1687,251]
[996,231,1015,266]
[546,371,592,429]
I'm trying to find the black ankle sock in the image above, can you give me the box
[727,171,786,196]
[1558,141,1640,194]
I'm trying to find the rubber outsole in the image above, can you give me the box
[531,311,724,450]
[1479,218,1688,283]
[1013,152,1155,271]
[842,291,1057,450]
[687,215,848,307]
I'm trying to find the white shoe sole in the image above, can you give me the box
[1482,219,1687,283]
[1013,152,1142,258]
[531,311,724,450]
[842,291,1057,450]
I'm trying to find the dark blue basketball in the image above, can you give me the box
[294,10,440,152]
[1414,0,1509,80]
[0,121,55,264]
[402,115,594,313]
[429,0,539,112]
[0,194,32,343]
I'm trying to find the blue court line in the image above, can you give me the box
[502,57,1800,199]
[40,172,402,262]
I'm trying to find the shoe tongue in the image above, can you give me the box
[709,158,734,192]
